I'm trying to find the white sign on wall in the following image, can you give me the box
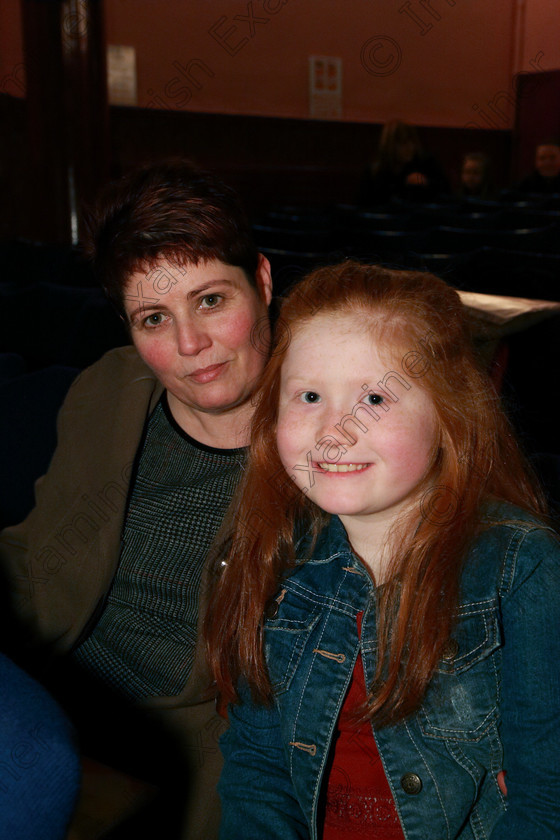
[309,55,342,120]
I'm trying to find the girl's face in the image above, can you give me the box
[277,312,438,536]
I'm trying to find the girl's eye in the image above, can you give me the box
[199,294,222,309]
[362,392,384,406]
[300,391,321,403]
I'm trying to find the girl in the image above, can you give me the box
[207,261,560,839]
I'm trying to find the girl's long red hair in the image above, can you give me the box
[205,261,546,726]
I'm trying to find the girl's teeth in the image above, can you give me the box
[318,463,368,472]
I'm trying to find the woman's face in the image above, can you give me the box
[123,256,272,422]
[395,140,416,165]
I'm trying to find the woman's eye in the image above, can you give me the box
[143,312,166,328]
[363,392,384,405]
[199,294,222,309]
[300,391,321,403]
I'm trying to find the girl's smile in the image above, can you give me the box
[316,461,371,473]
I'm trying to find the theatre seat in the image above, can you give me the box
[259,247,343,296]
[0,282,129,371]
[0,364,79,527]
[449,247,560,299]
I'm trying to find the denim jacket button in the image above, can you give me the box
[441,639,459,661]
[400,773,423,795]
[264,599,279,619]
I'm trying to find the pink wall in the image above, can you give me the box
[1,0,559,129]
[0,0,24,98]
[518,0,560,74]
[105,0,517,127]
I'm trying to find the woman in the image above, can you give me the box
[358,120,449,205]
[0,159,272,840]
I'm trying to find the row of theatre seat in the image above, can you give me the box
[253,195,560,301]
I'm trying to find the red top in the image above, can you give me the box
[321,616,404,839]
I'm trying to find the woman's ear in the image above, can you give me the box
[255,253,273,306]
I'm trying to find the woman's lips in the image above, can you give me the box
[188,362,228,384]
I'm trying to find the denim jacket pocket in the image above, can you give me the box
[264,587,322,695]
[418,605,501,742]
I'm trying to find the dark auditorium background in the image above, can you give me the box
[2,1,560,833]
[1,1,560,516]
[1,1,560,234]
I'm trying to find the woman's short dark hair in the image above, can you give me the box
[84,159,259,314]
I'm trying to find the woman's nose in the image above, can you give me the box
[175,319,212,356]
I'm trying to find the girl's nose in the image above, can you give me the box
[176,319,212,356]
[314,405,356,460]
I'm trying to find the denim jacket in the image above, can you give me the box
[219,504,560,839]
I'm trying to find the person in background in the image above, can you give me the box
[357,119,449,205]
[0,159,272,840]
[517,139,560,193]
[458,151,496,199]
[208,260,559,839]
